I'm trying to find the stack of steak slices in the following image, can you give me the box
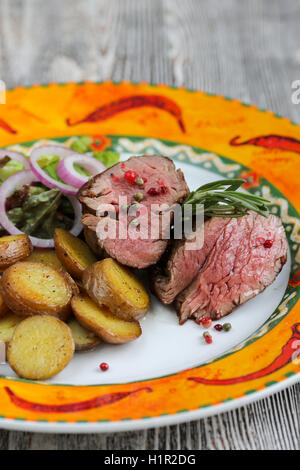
[78,155,189,269]
[78,154,288,324]
[152,211,288,323]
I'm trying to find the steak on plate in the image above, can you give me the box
[175,212,288,323]
[78,155,189,269]
[151,217,231,304]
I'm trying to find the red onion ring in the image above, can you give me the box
[57,154,106,188]
[30,145,81,195]
[0,170,83,248]
[0,149,30,169]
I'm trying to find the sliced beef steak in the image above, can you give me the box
[151,217,231,304]
[78,155,189,269]
[175,212,287,323]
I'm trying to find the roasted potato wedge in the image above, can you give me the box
[0,290,9,318]
[72,294,142,344]
[25,248,64,271]
[54,228,97,279]
[82,258,150,321]
[68,317,101,351]
[1,261,72,320]
[0,234,33,271]
[7,315,74,380]
[0,312,23,343]
[25,249,79,296]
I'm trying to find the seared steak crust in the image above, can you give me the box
[78,155,189,269]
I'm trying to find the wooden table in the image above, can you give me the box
[0,0,299,450]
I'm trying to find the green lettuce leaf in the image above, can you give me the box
[74,163,90,177]
[38,155,63,182]
[71,136,92,154]
[0,160,25,182]
[93,151,120,168]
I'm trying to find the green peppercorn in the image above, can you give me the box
[134,192,144,202]
[130,218,139,226]
[223,323,232,332]
[135,177,144,185]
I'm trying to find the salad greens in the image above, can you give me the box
[70,136,92,154]
[0,136,119,239]
[3,185,74,239]
[71,136,120,168]
[38,137,120,182]
[93,151,120,168]
[39,155,63,182]
[0,159,25,183]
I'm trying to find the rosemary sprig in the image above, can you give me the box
[183,179,270,218]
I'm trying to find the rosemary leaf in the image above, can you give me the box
[183,179,270,219]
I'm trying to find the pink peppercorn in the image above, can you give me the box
[203,332,213,344]
[124,170,139,184]
[201,317,212,328]
[147,187,160,196]
[214,324,223,331]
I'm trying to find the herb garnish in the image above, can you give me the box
[183,179,269,218]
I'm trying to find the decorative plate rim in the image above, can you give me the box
[0,81,299,432]
[6,79,300,127]
[0,373,298,434]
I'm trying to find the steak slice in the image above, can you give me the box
[175,212,288,323]
[78,155,189,269]
[151,217,231,304]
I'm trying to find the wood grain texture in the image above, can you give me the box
[0,0,300,450]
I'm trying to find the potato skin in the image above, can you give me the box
[54,228,97,279]
[0,290,9,317]
[60,271,80,297]
[7,315,74,380]
[72,294,142,344]
[68,317,101,351]
[75,279,85,293]
[0,235,33,271]
[1,262,72,321]
[82,259,150,321]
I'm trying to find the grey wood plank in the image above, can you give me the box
[0,0,299,450]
